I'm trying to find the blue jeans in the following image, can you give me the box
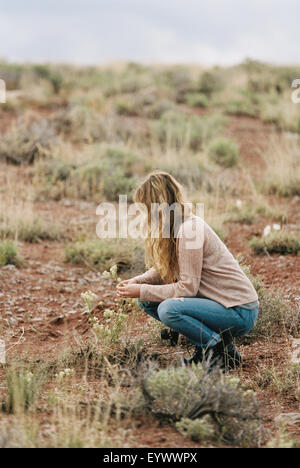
[138,298,259,348]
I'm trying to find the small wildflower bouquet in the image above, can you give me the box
[89,307,128,348]
[102,264,121,284]
[81,290,98,314]
[81,264,137,353]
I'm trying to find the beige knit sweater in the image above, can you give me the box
[135,216,258,308]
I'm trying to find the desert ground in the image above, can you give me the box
[0,60,299,448]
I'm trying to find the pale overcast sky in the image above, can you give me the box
[0,0,299,65]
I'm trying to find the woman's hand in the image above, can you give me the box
[118,277,139,287]
[116,283,141,298]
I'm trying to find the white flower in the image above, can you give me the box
[81,290,98,303]
[263,225,271,237]
[55,368,74,381]
[24,371,34,384]
[110,265,118,276]
[273,224,281,231]
[236,199,243,209]
[226,376,240,388]
[81,290,98,312]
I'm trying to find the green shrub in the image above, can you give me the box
[0,64,22,90]
[34,146,147,202]
[3,364,46,413]
[266,428,299,449]
[142,365,261,447]
[167,67,193,90]
[285,302,300,337]
[260,96,300,134]
[118,72,149,94]
[0,242,22,267]
[0,118,58,165]
[65,239,144,274]
[79,146,146,201]
[239,260,287,339]
[260,138,300,196]
[0,213,63,243]
[77,147,144,201]
[53,106,107,143]
[255,204,287,224]
[226,203,287,225]
[226,205,257,225]
[176,416,214,442]
[256,363,300,400]
[249,232,300,255]
[115,90,174,119]
[185,92,209,108]
[115,98,139,117]
[159,156,211,191]
[225,99,257,117]
[152,110,226,151]
[102,147,145,175]
[32,64,63,94]
[208,137,239,167]
[102,168,138,202]
[142,99,175,119]
[89,309,129,353]
[198,70,224,97]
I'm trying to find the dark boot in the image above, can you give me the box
[181,341,241,373]
[181,345,224,370]
[161,328,179,346]
[223,343,242,370]
[180,346,204,366]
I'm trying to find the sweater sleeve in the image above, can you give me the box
[140,218,204,302]
[134,267,162,285]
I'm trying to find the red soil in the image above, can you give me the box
[0,109,299,447]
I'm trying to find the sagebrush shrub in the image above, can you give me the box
[53,105,107,143]
[152,110,226,151]
[3,364,45,413]
[249,232,300,255]
[141,365,261,446]
[0,212,63,243]
[34,145,147,202]
[0,118,58,165]
[225,98,257,117]
[239,261,287,338]
[65,239,144,274]
[176,416,214,442]
[260,136,300,197]
[226,204,258,224]
[208,137,239,168]
[198,71,224,97]
[0,241,22,267]
[185,92,209,108]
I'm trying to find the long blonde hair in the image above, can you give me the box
[134,171,188,283]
